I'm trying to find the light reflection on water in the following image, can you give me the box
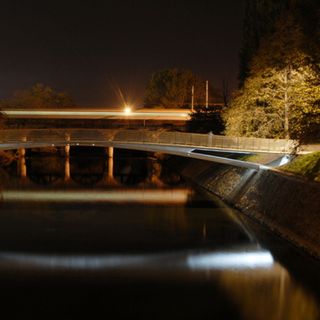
[0,248,274,271]
[0,150,319,319]
[187,250,274,270]
[1,188,193,204]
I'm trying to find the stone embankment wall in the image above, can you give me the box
[179,158,320,258]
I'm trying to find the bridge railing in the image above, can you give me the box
[112,130,294,153]
[0,128,295,153]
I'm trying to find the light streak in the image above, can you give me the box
[1,189,192,204]
[3,110,190,120]
[0,250,274,271]
[187,251,274,270]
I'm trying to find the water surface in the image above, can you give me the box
[0,148,319,319]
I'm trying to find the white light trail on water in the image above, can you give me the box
[187,251,274,270]
[0,250,274,271]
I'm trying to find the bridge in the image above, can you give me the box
[0,128,296,171]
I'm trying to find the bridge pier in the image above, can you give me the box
[65,145,70,157]
[108,156,114,179]
[18,148,27,178]
[64,147,71,181]
[107,146,114,158]
[64,134,71,181]
[105,147,116,184]
[65,134,70,157]
[65,156,70,181]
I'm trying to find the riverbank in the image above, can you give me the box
[280,152,320,182]
[176,157,320,258]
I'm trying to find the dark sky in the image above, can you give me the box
[0,0,246,107]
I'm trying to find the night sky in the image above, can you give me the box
[0,1,245,107]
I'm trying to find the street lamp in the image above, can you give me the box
[124,105,132,115]
[123,105,132,129]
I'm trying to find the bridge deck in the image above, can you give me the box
[0,128,294,153]
[0,129,295,170]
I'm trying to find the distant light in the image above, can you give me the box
[124,106,132,115]
[279,155,291,166]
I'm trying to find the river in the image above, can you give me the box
[0,147,319,319]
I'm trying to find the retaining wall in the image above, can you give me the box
[179,158,320,258]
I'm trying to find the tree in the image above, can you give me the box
[144,68,196,108]
[144,68,221,108]
[225,13,320,139]
[0,83,75,109]
[188,106,224,134]
[239,0,288,86]
[0,109,5,128]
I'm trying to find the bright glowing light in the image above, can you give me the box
[124,106,132,115]
[279,155,291,166]
[187,251,274,270]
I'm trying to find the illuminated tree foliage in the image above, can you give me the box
[0,83,74,109]
[144,68,221,108]
[226,10,320,139]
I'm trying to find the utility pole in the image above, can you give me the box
[191,85,194,111]
[205,80,209,108]
[284,68,290,139]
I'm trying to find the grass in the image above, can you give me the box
[239,153,282,164]
[280,152,320,182]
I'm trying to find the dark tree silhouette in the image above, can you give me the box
[144,68,222,108]
[0,83,75,109]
